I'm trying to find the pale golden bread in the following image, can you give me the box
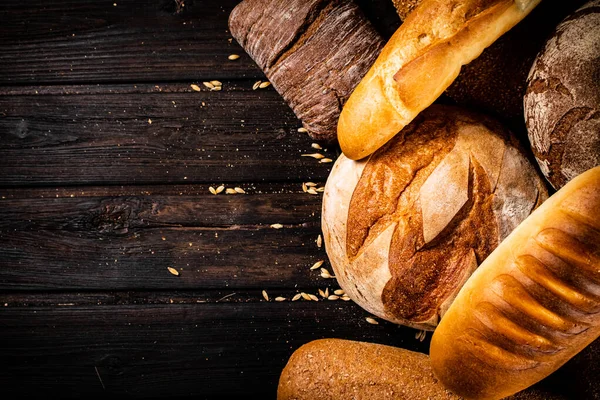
[338,0,542,160]
[430,166,600,399]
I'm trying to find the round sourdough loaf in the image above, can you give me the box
[322,105,548,330]
[524,0,600,189]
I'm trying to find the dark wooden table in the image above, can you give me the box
[0,1,598,399]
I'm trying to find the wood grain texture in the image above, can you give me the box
[0,84,336,186]
[0,298,427,399]
[0,184,330,290]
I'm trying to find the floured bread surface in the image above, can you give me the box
[524,0,600,189]
[322,105,548,329]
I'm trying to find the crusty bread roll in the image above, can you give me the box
[524,0,600,189]
[277,338,571,399]
[430,166,600,400]
[338,0,542,160]
[322,105,548,330]
[229,0,384,143]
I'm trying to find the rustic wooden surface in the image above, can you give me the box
[0,0,597,399]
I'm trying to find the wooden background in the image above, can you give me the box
[0,0,598,399]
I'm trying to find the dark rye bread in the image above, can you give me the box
[322,105,548,329]
[386,0,587,132]
[229,0,384,143]
[277,339,572,399]
[524,0,600,189]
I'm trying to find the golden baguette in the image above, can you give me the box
[430,166,600,399]
[337,0,542,160]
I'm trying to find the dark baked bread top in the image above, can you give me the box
[229,0,384,142]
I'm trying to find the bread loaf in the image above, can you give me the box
[430,166,600,399]
[322,105,548,330]
[277,338,571,399]
[229,0,384,143]
[524,0,600,189]
[337,0,542,160]
[388,0,587,129]
[277,339,460,400]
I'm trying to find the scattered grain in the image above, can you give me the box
[317,234,322,248]
[307,188,318,195]
[212,86,222,91]
[366,317,379,325]
[203,81,215,89]
[320,158,333,163]
[316,187,325,192]
[259,81,271,89]
[234,187,245,194]
[190,84,201,92]
[319,289,326,298]
[302,182,307,192]
[209,186,217,195]
[334,289,345,296]
[275,296,286,302]
[327,295,339,300]
[270,223,283,229]
[228,54,240,60]
[298,127,308,133]
[301,292,311,301]
[341,295,351,301]
[262,290,269,301]
[292,293,302,301]
[310,260,324,270]
[253,81,262,90]
[301,153,324,159]
[308,294,319,301]
[210,80,222,86]
[225,188,237,194]
[305,182,317,187]
[311,143,322,150]
[216,185,225,194]
[167,267,179,276]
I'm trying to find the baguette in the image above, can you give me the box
[337,0,542,160]
[430,166,600,399]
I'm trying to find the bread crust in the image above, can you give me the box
[338,0,542,160]
[323,105,547,330]
[430,166,600,399]
[229,0,384,143]
[524,0,600,189]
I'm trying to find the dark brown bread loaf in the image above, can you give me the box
[524,0,600,189]
[229,0,384,142]
[323,105,548,330]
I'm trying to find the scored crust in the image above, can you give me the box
[323,105,548,330]
[338,0,542,160]
[430,166,600,400]
[524,0,600,189]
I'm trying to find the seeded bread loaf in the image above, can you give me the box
[277,338,571,400]
[229,0,384,143]
[430,166,600,399]
[338,0,542,160]
[322,105,548,330]
[524,0,600,189]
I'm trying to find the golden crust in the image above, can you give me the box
[430,166,600,400]
[337,0,542,160]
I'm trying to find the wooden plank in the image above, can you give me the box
[0,295,596,399]
[0,0,263,85]
[0,0,398,86]
[0,83,337,186]
[0,184,330,290]
[0,299,428,398]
